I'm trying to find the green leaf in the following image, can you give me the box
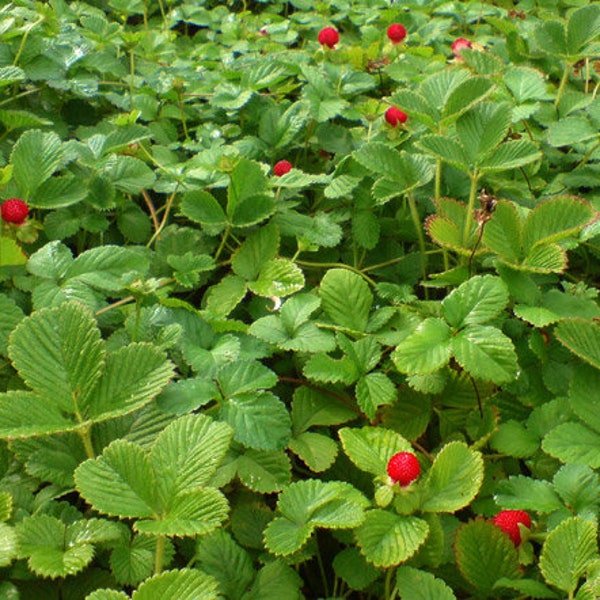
[416,135,468,170]
[482,200,523,263]
[453,325,519,384]
[339,426,412,476]
[10,129,65,199]
[356,372,397,420]
[547,117,598,147]
[442,275,509,328]
[522,243,567,273]
[0,238,27,267]
[0,295,24,357]
[333,547,380,592]
[0,523,17,568]
[180,191,227,232]
[490,421,540,458]
[554,464,600,516]
[570,365,600,434]
[87,591,130,600]
[543,423,600,468]
[493,578,559,599]
[441,76,496,122]
[395,566,457,600]
[289,432,338,473]
[0,66,25,88]
[534,20,568,58]
[566,4,600,56]
[355,510,429,567]
[8,301,104,413]
[109,156,156,193]
[237,449,291,493]
[75,440,158,519]
[241,560,303,600]
[494,476,563,513]
[150,414,232,505]
[479,139,541,173]
[504,67,549,104]
[420,442,484,513]
[555,319,600,369]
[455,519,521,594]
[540,517,598,594]
[204,274,247,317]
[228,158,268,212]
[425,215,465,253]
[220,391,291,451]
[392,318,452,375]
[523,197,595,250]
[248,258,305,298]
[110,535,157,586]
[30,175,88,209]
[319,269,373,332]
[264,480,366,556]
[291,386,357,434]
[132,569,219,600]
[217,361,277,397]
[231,222,279,281]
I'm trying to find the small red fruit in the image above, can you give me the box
[387,23,407,45]
[451,37,472,59]
[385,106,408,127]
[492,510,531,546]
[318,27,339,49]
[273,160,292,177]
[387,452,420,487]
[1,198,29,225]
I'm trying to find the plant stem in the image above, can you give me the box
[384,568,394,600]
[141,189,160,232]
[315,540,329,597]
[79,426,95,460]
[462,170,479,247]
[434,157,442,199]
[154,535,166,574]
[407,191,427,286]
[554,63,571,109]
[296,259,376,286]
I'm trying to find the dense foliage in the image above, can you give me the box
[1,0,600,598]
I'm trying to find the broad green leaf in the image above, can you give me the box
[0,295,24,357]
[228,158,268,213]
[493,578,559,599]
[455,519,521,594]
[0,493,11,522]
[195,531,254,600]
[319,269,373,332]
[490,421,540,458]
[237,449,291,493]
[8,302,104,413]
[523,197,595,250]
[356,372,397,420]
[571,365,600,433]
[494,476,563,513]
[547,117,598,147]
[289,432,338,473]
[0,523,17,568]
[220,391,291,451]
[355,510,429,567]
[30,175,88,209]
[416,135,468,170]
[554,464,600,516]
[231,222,279,281]
[504,67,549,103]
[482,200,523,262]
[241,560,303,600]
[395,566,457,599]
[339,426,412,476]
[151,414,232,505]
[479,139,541,173]
[425,215,465,253]
[453,325,519,384]
[291,386,357,434]
[441,77,495,123]
[392,318,452,375]
[534,20,568,58]
[10,129,65,198]
[522,243,567,273]
[87,592,129,600]
[302,352,359,385]
[248,258,305,297]
[543,423,600,468]
[180,191,227,231]
[279,293,324,330]
[75,440,158,519]
[420,442,484,513]
[442,275,509,328]
[460,48,504,76]
[230,193,275,228]
[204,274,247,317]
[540,517,598,594]
[0,66,25,88]
[0,238,27,267]
[217,361,277,397]
[109,156,156,193]
[110,535,157,586]
[263,517,313,556]
[555,319,600,369]
[513,305,560,327]
[456,102,512,165]
[27,240,74,280]
[333,547,380,592]
[566,4,600,56]
[132,569,219,600]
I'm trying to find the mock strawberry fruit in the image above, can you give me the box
[273,160,292,177]
[318,27,339,49]
[387,452,420,486]
[1,198,29,225]
[385,106,408,127]
[451,37,472,59]
[492,510,531,546]
[387,23,407,45]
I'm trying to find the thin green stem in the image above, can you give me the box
[384,568,394,600]
[146,189,178,247]
[314,540,329,598]
[13,18,43,66]
[177,91,189,141]
[154,535,166,574]
[407,191,428,287]
[214,226,231,262]
[434,157,442,199]
[462,171,479,247]
[78,427,95,460]
[554,63,571,109]
[296,259,377,286]
[128,48,136,108]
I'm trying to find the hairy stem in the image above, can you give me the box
[154,535,166,574]
[462,171,479,247]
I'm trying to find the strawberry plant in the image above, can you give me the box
[0,0,600,598]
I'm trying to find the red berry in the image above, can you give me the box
[451,37,472,59]
[318,27,339,49]
[385,106,408,127]
[387,452,420,487]
[492,510,531,546]
[273,160,292,177]
[387,24,407,44]
[1,198,29,225]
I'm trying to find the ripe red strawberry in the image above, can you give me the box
[273,160,292,177]
[318,27,339,49]
[385,106,408,127]
[387,23,407,45]
[387,452,420,486]
[451,37,472,59]
[1,198,29,225]
[492,510,531,546]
